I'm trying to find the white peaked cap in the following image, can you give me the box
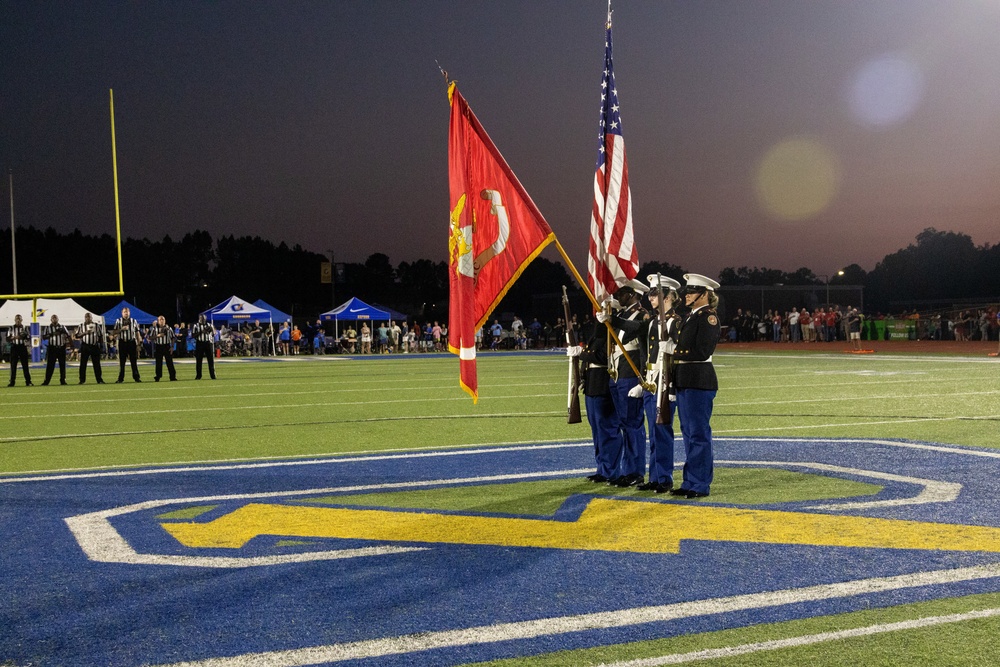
[647,274,681,291]
[683,273,721,291]
[625,278,650,294]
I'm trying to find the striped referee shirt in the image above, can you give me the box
[45,324,72,347]
[114,317,141,344]
[151,324,175,346]
[191,322,215,343]
[77,322,103,345]
[6,324,29,345]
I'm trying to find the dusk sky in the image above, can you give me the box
[3,1,1000,281]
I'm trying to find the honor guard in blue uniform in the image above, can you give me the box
[636,275,681,493]
[113,307,143,383]
[191,314,217,380]
[669,273,722,499]
[596,279,649,487]
[75,312,106,384]
[568,318,623,483]
[6,314,33,387]
[151,315,178,382]
[41,314,72,385]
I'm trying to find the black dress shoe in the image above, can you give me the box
[41,381,50,386]
[654,483,674,494]
[115,379,124,383]
[684,490,710,499]
[134,379,142,383]
[96,379,105,384]
[613,474,643,488]
[636,481,659,491]
[79,380,86,385]
[60,380,67,385]
[586,474,608,483]
[25,381,33,386]
[7,383,14,387]
[668,487,690,496]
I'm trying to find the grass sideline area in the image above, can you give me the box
[2,346,999,666]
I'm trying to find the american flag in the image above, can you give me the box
[588,17,638,304]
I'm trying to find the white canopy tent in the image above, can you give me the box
[0,298,105,327]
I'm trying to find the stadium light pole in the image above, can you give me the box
[326,249,336,309]
[9,170,16,294]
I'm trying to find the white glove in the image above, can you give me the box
[627,383,645,399]
[595,310,610,324]
[659,340,676,356]
[645,370,658,386]
[603,298,621,311]
[566,345,583,357]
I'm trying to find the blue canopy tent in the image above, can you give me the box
[371,303,408,323]
[252,299,292,325]
[202,295,274,355]
[320,297,391,338]
[101,300,157,325]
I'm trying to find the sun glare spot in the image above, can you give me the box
[849,54,925,129]
[754,137,840,222]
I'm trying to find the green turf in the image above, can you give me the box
[3,349,1000,666]
[155,505,217,520]
[306,471,881,514]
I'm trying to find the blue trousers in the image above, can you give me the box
[643,391,675,486]
[676,388,716,494]
[609,376,646,478]
[586,394,623,479]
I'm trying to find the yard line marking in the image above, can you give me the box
[714,414,1000,434]
[596,607,1000,666]
[148,566,1000,667]
[2,442,592,483]
[0,394,565,422]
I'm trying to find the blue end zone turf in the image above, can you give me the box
[3,437,1000,666]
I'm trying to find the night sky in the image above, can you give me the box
[3,1,1000,280]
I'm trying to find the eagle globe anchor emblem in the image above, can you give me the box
[449,189,511,280]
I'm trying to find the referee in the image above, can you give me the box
[113,306,142,383]
[150,315,178,382]
[41,314,71,385]
[76,312,106,384]
[191,314,217,380]
[6,313,33,387]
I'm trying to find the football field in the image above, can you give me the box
[2,347,1000,666]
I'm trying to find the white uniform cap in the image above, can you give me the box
[647,274,681,292]
[683,273,721,291]
[624,278,649,294]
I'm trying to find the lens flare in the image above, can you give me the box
[755,137,840,222]
[849,54,925,129]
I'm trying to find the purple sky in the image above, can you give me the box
[3,1,1000,280]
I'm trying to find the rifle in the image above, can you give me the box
[654,274,673,425]
[561,285,582,424]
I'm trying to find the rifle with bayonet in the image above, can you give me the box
[655,273,673,425]
[562,285,582,424]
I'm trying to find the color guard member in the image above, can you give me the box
[637,275,681,493]
[670,273,722,499]
[568,316,622,483]
[596,279,649,487]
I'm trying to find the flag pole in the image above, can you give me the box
[553,238,644,380]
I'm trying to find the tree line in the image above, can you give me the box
[0,226,994,324]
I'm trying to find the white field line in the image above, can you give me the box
[65,468,593,568]
[596,607,1000,667]
[148,567,1000,667]
[713,414,1000,435]
[2,387,997,435]
[1,441,593,484]
[0,395,565,422]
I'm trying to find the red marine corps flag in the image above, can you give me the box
[447,81,555,402]
[588,11,638,304]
